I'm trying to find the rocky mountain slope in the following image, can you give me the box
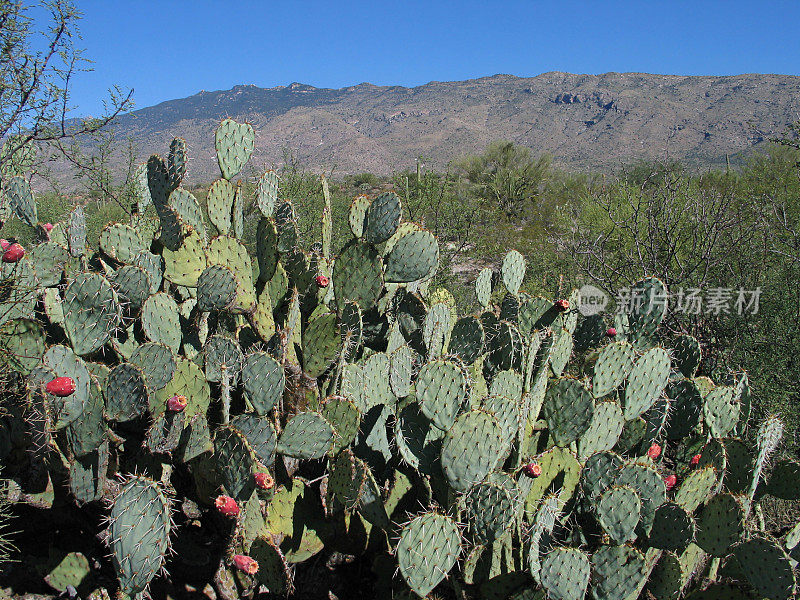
[106,72,800,180]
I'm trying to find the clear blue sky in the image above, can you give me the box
[59,0,800,117]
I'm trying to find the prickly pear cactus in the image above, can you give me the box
[0,119,794,600]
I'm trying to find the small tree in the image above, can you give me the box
[0,0,132,178]
[452,141,550,217]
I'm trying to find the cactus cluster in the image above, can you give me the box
[0,119,797,600]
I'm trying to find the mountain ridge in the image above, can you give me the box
[103,72,800,181]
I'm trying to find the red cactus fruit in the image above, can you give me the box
[690,453,701,466]
[523,462,542,478]
[43,223,54,232]
[606,327,617,337]
[0,239,9,250]
[647,443,662,460]
[215,495,239,517]
[315,274,329,288]
[166,394,188,412]
[2,243,25,263]
[254,471,274,490]
[232,554,259,575]
[45,377,76,397]
[664,474,677,490]
[554,299,570,312]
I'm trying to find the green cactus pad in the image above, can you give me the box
[362,191,401,244]
[674,465,717,512]
[44,550,91,593]
[592,341,636,398]
[241,351,284,415]
[63,272,121,355]
[449,315,485,363]
[146,409,184,454]
[250,537,291,595]
[549,326,573,377]
[28,241,69,287]
[389,344,415,398]
[524,446,582,510]
[0,318,44,375]
[581,451,624,503]
[464,476,518,544]
[229,414,277,467]
[99,223,146,264]
[162,230,207,288]
[215,118,254,179]
[384,229,439,283]
[141,292,182,352]
[177,414,213,462]
[475,394,519,445]
[614,461,666,534]
[215,424,257,499]
[441,409,508,491]
[168,187,207,240]
[539,547,590,600]
[203,334,243,383]
[67,204,86,257]
[397,512,461,598]
[166,137,186,189]
[476,267,493,307]
[70,441,108,504]
[623,347,671,419]
[133,251,163,294]
[626,276,667,347]
[265,479,326,563]
[66,376,105,457]
[108,476,171,596]
[416,359,467,430]
[362,351,394,410]
[648,502,695,551]
[673,334,702,377]
[109,265,151,310]
[197,265,237,312]
[40,345,91,428]
[277,412,335,459]
[128,342,175,392]
[348,194,370,238]
[5,175,37,226]
[646,552,684,600]
[665,379,703,439]
[207,178,235,234]
[255,217,279,285]
[490,370,523,402]
[153,357,210,419]
[694,493,744,556]
[275,199,298,253]
[733,537,796,600]
[394,403,443,475]
[321,395,361,453]
[590,544,647,600]
[542,378,594,446]
[206,236,257,313]
[577,399,625,459]
[423,301,454,358]
[328,448,369,509]
[256,170,280,217]
[596,485,642,543]
[334,241,384,310]
[303,310,339,377]
[104,362,149,421]
[501,250,526,296]
[703,386,740,438]
[486,320,525,374]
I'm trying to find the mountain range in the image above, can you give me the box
[104,72,800,181]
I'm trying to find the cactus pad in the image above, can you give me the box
[397,512,461,598]
[277,412,335,459]
[539,547,590,600]
[542,378,594,446]
[63,272,121,355]
[596,485,641,543]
